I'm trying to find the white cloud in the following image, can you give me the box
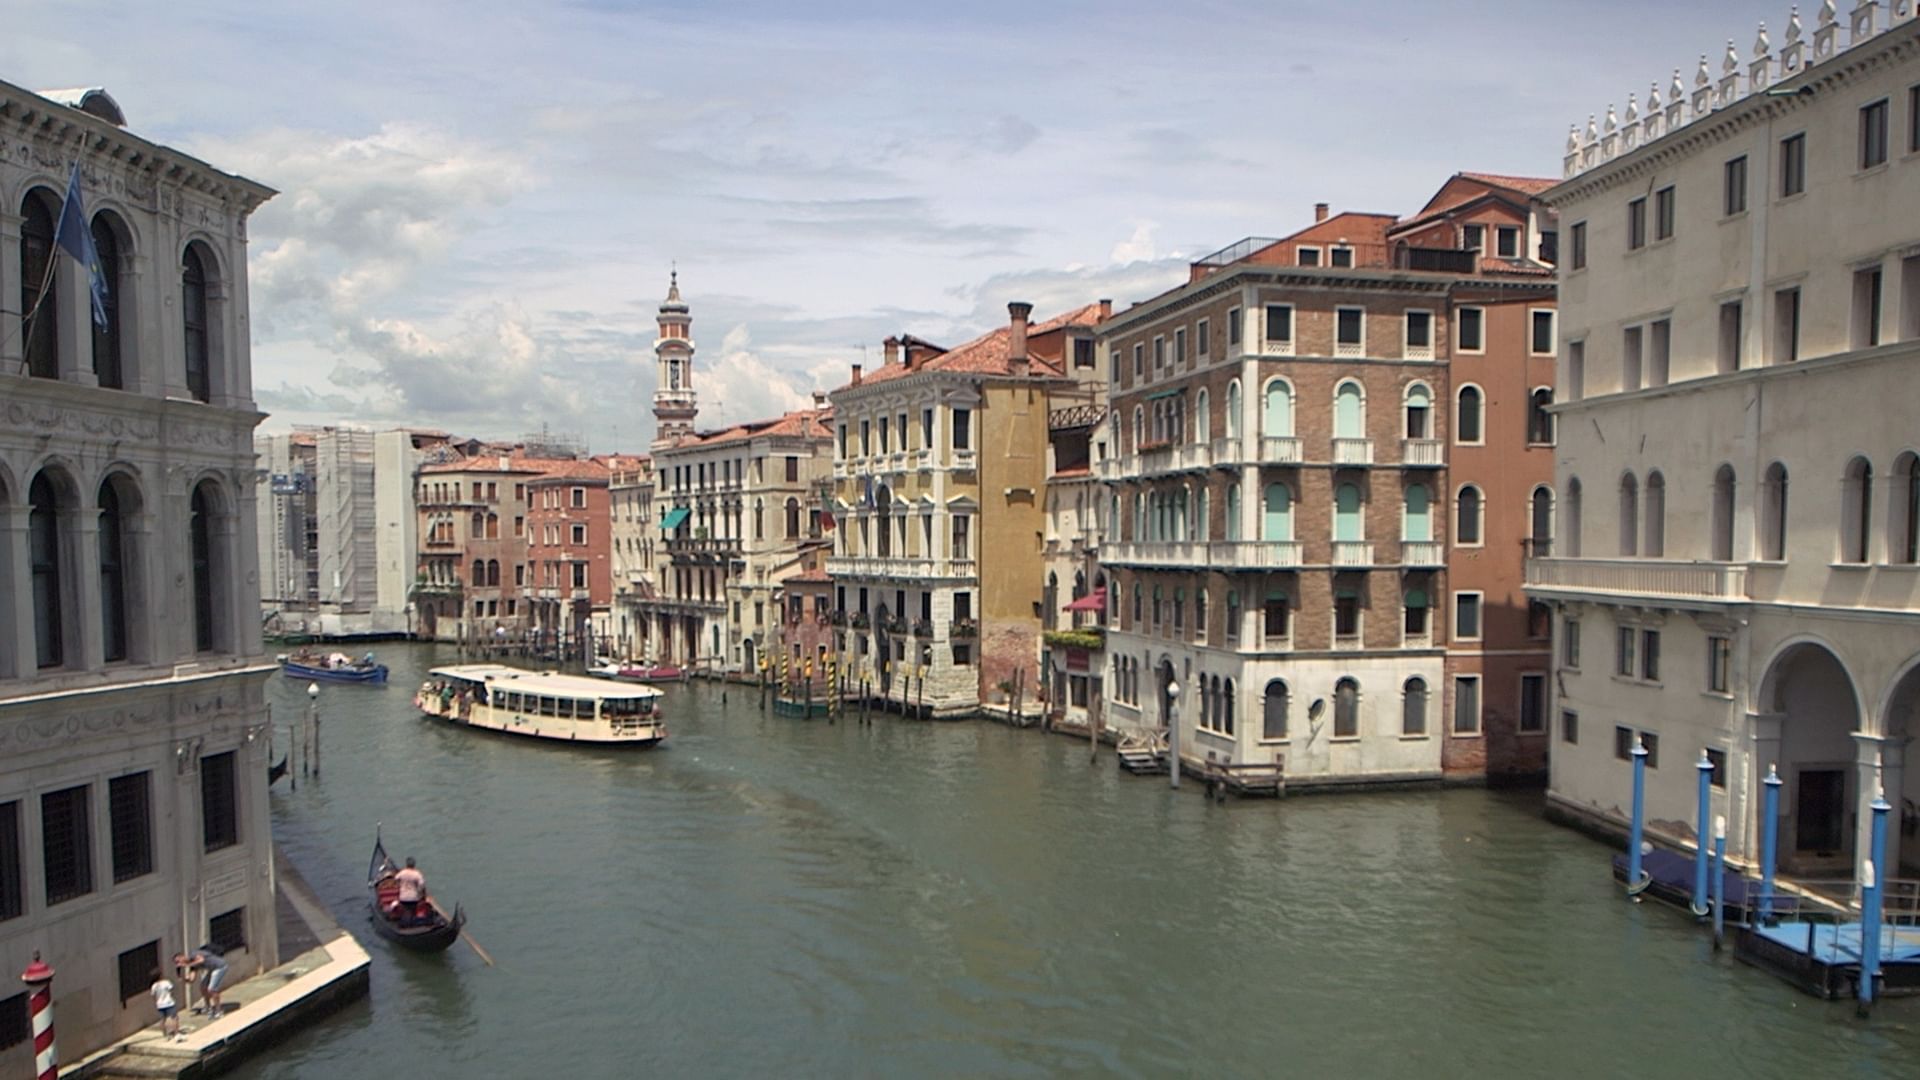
[1109,221,1159,264]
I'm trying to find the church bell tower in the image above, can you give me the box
[652,270,697,450]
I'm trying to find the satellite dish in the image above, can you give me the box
[1308,698,1326,721]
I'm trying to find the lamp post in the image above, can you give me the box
[1164,672,1181,791]
[306,682,320,779]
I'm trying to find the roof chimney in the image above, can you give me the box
[883,336,900,367]
[1098,298,1113,320]
[850,363,863,386]
[812,390,827,408]
[1008,301,1033,377]
[1314,202,1329,223]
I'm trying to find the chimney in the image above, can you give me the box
[1098,298,1113,320]
[850,363,863,386]
[1314,202,1329,223]
[812,390,827,408]
[1008,301,1033,377]
[883,336,900,367]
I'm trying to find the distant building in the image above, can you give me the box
[414,447,549,643]
[1041,394,1112,733]
[608,455,657,659]
[1532,10,1920,879]
[526,458,617,655]
[0,81,280,1059]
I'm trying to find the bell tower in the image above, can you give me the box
[652,269,697,450]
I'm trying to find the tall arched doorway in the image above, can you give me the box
[1759,642,1862,875]
[1879,659,1920,875]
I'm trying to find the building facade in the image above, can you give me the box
[829,302,1106,717]
[1532,8,1920,879]
[414,448,544,644]
[526,458,615,657]
[0,82,281,1061]
[608,455,657,661]
[1099,176,1556,786]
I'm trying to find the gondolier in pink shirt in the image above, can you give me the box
[395,857,428,924]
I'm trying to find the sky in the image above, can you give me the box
[8,0,1783,450]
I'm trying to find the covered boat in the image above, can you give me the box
[417,664,667,747]
[283,650,389,684]
[367,833,463,953]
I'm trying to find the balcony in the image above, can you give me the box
[1260,436,1302,464]
[1525,557,1749,608]
[1210,540,1303,569]
[1332,541,1375,567]
[1136,441,1211,475]
[953,449,978,471]
[887,451,908,474]
[1334,340,1365,359]
[1042,626,1106,650]
[825,555,975,581]
[1102,540,1211,568]
[950,618,979,639]
[1400,439,1444,467]
[1331,438,1374,465]
[914,449,933,470]
[833,460,851,479]
[1403,342,1435,362]
[1399,540,1444,566]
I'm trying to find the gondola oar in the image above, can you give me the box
[430,897,494,966]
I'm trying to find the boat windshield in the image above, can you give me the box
[602,696,656,719]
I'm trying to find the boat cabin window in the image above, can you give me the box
[539,696,557,717]
[602,696,655,719]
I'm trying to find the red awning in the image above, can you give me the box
[1063,588,1106,613]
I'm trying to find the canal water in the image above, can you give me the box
[232,643,1920,1079]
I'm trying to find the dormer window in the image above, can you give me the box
[1329,246,1354,268]
[1495,226,1519,259]
[1296,246,1322,267]
[1462,224,1484,252]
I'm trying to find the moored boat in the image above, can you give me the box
[616,664,683,683]
[417,664,667,746]
[367,832,463,953]
[282,650,389,684]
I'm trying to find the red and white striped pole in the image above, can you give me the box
[20,952,55,1080]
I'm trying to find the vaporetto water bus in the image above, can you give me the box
[415,664,667,747]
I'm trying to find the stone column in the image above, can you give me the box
[0,505,30,679]
[0,211,22,374]
[56,251,95,387]
[126,511,158,665]
[1744,711,1785,864]
[116,261,149,395]
[1854,731,1909,881]
[72,509,104,671]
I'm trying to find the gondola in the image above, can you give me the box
[268,754,288,785]
[367,831,464,953]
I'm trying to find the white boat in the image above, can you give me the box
[415,664,667,747]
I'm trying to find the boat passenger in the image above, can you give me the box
[396,857,428,924]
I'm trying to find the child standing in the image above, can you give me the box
[149,968,181,1041]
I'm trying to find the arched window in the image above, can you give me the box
[1618,473,1639,556]
[1195,486,1209,542]
[472,559,486,585]
[1195,588,1207,639]
[471,511,485,539]
[1132,584,1143,626]
[1334,677,1360,738]
[1264,380,1294,436]
[875,487,892,556]
[1456,386,1483,443]
[1333,381,1363,438]
[1132,405,1144,450]
[1044,572,1059,630]
[1263,483,1292,542]
[1761,462,1789,560]
[1455,485,1482,545]
[21,191,59,379]
[183,243,213,402]
[754,499,764,540]
[1565,478,1583,557]
[1530,486,1554,557]
[1226,590,1240,642]
[1404,383,1432,439]
[98,478,131,663]
[1225,381,1242,440]
[1711,465,1736,561]
[1894,453,1920,564]
[1222,677,1235,735]
[1402,677,1428,736]
[1404,483,1431,541]
[1528,388,1555,445]
[486,513,500,539]
[1334,483,1363,541]
[785,497,801,539]
[1225,483,1241,541]
[1842,456,1873,564]
[190,482,222,653]
[1195,388,1211,444]
[1263,679,1289,740]
[29,472,67,667]
[1643,471,1666,557]
[91,213,126,389]
[487,559,501,587]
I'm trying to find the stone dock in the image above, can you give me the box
[65,848,370,1079]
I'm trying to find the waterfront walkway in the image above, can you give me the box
[67,848,370,1079]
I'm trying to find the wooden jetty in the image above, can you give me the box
[1735,919,1920,1000]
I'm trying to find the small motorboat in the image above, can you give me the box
[585,659,624,680]
[283,650,389,684]
[367,832,464,953]
[616,664,683,683]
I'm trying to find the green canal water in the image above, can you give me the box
[231,643,1920,1078]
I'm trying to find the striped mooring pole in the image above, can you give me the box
[21,952,55,1080]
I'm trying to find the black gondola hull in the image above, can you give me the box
[367,833,465,954]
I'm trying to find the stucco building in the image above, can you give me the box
[1531,6,1920,879]
[0,82,281,1061]
[608,455,657,660]
[414,447,544,644]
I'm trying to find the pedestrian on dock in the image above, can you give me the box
[150,967,181,1041]
[175,944,229,1019]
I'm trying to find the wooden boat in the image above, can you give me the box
[616,664,683,683]
[282,651,389,684]
[417,664,667,747]
[773,696,832,719]
[367,832,464,953]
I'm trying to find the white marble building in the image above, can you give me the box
[1532,5,1920,879]
[0,82,280,1060]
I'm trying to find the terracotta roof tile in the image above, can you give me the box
[681,406,834,448]
[420,449,575,475]
[526,458,611,483]
[841,302,1104,391]
[1458,171,1559,196]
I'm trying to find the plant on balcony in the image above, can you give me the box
[950,618,979,638]
[910,618,933,637]
[881,617,907,635]
[1042,627,1105,650]
[849,612,871,630]
[829,610,848,627]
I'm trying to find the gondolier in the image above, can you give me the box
[395,857,427,923]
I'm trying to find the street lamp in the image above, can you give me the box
[306,682,320,779]
[1163,674,1181,790]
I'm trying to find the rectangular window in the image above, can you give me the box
[860,420,871,455]
[1457,307,1484,352]
[572,563,587,588]
[210,907,247,954]
[1775,287,1801,363]
[1228,307,1242,346]
[1615,725,1634,761]
[1562,710,1579,745]
[1495,226,1519,258]
[1463,224,1484,252]
[1707,748,1728,789]
[0,992,24,1051]
[1641,628,1661,682]
[1132,343,1144,377]
[1073,338,1095,368]
[1195,319,1210,357]
[1173,327,1187,365]
[1567,340,1585,400]
[41,785,93,905]
[1405,310,1432,351]
[921,408,933,447]
[1454,592,1482,640]
[0,803,19,922]
[570,523,586,545]
[1653,186,1675,240]
[1627,197,1647,250]
[1718,301,1743,373]
[1724,155,1748,215]
[1540,229,1558,263]
[201,751,238,852]
[1862,98,1890,169]
[1911,84,1920,153]
[1336,307,1364,348]
[1854,266,1884,349]
[1780,133,1806,196]
[1616,625,1636,676]
[1453,676,1481,734]
[109,772,153,884]
[1330,246,1354,268]
[514,564,525,587]
[1571,221,1587,270]
[786,456,799,482]
[1519,674,1546,733]
[513,515,523,536]
[1297,246,1321,267]
[1643,732,1660,768]
[952,409,971,450]
[118,941,159,1006]
[1333,594,1358,639]
[1708,635,1732,694]
[1264,304,1293,343]
[1530,310,1555,355]
[1563,617,1582,669]
[1263,592,1291,640]
[1153,336,1165,368]
[571,487,586,509]
[952,515,971,559]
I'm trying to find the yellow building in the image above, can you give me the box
[828,301,1107,716]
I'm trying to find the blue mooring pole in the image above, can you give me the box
[1712,816,1728,949]
[1860,787,1892,1015]
[1693,751,1714,916]
[1627,737,1649,899]
[1760,765,1783,924]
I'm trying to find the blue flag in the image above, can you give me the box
[52,163,109,329]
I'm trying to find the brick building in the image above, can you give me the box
[526,457,615,656]
[414,447,546,643]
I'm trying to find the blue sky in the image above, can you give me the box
[8,0,1782,448]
